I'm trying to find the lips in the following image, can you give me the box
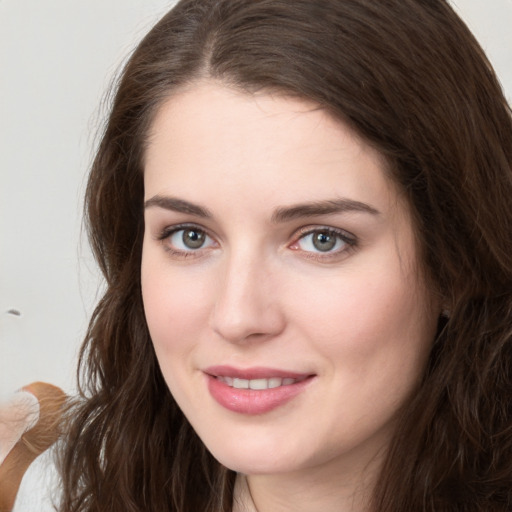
[204,365,314,414]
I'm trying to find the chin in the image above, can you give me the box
[199,430,311,476]
[214,451,299,476]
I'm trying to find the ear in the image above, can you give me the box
[0,383,66,512]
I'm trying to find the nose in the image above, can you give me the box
[209,251,286,344]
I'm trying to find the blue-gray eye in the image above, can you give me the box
[168,228,214,251]
[297,230,347,253]
[183,229,205,249]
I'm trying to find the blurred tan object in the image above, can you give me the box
[0,383,66,512]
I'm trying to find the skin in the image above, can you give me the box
[141,81,440,512]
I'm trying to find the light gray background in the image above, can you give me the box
[1,1,511,395]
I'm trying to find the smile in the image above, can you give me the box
[204,366,315,414]
[215,376,308,390]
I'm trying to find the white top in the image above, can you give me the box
[12,448,60,512]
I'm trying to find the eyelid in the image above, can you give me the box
[294,224,354,238]
[288,225,357,259]
[156,221,213,237]
[292,225,356,243]
[156,223,218,257]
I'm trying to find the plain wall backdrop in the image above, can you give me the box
[1,0,511,395]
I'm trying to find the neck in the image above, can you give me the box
[233,447,385,512]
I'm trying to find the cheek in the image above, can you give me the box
[141,258,214,411]
[290,260,436,379]
[289,270,436,445]
[141,253,211,357]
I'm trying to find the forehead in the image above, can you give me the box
[144,81,399,216]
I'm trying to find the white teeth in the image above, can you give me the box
[218,376,300,390]
[268,378,282,389]
[249,378,268,390]
[233,378,249,389]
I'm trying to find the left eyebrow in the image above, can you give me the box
[271,198,380,223]
[144,195,212,218]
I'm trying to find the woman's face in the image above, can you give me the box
[141,81,440,477]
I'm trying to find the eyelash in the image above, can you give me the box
[157,223,216,259]
[156,223,357,261]
[289,226,357,261]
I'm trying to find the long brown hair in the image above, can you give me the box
[58,1,512,510]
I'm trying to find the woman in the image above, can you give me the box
[58,0,512,511]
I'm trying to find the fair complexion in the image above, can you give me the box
[141,81,440,512]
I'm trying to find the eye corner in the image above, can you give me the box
[288,225,358,262]
[155,223,218,260]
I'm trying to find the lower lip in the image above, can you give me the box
[206,375,313,415]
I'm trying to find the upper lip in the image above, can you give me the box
[204,365,313,380]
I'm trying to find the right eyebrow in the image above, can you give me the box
[270,198,380,223]
[144,195,212,218]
